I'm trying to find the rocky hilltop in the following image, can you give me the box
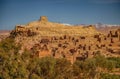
[10,16,120,63]
[11,16,99,37]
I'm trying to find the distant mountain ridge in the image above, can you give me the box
[95,24,120,34]
[0,30,11,33]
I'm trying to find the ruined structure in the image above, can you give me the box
[10,16,120,63]
[39,16,48,22]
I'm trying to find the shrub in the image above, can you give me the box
[100,73,120,79]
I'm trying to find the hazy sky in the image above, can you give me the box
[0,0,120,30]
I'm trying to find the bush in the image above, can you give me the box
[73,58,97,79]
[107,57,120,68]
[100,73,120,79]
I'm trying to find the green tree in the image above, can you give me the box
[73,58,97,79]
[54,58,73,79]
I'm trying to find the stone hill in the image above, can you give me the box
[9,16,120,63]
[10,16,99,37]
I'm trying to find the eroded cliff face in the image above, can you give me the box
[9,16,120,63]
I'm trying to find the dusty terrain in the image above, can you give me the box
[9,16,120,63]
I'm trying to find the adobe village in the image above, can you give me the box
[10,16,120,63]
